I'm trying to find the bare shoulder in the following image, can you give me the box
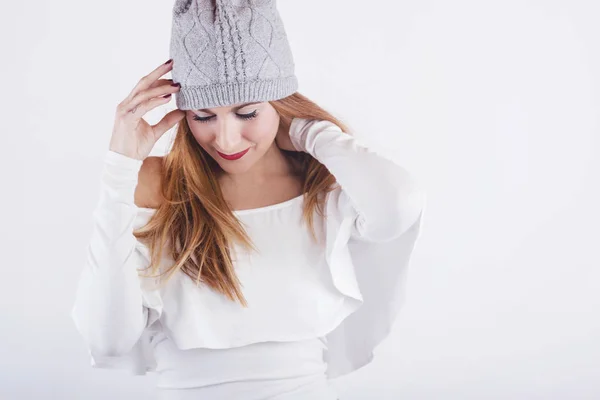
[134,156,164,209]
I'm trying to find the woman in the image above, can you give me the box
[71,1,426,399]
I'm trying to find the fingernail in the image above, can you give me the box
[162,94,172,98]
[171,82,181,87]
[164,59,173,65]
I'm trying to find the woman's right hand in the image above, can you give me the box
[109,59,186,161]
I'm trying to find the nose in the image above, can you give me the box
[214,119,244,153]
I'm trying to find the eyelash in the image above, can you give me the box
[192,110,258,123]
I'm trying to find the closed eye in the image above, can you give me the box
[192,110,258,123]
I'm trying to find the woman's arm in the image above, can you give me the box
[71,150,150,357]
[289,118,425,243]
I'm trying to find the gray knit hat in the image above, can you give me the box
[168,0,298,110]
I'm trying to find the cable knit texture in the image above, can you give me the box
[169,0,298,110]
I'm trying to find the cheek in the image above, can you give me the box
[186,118,210,144]
[244,126,273,144]
[249,115,280,142]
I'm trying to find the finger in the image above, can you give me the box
[152,108,186,140]
[128,92,175,120]
[126,60,174,103]
[149,78,173,90]
[127,82,180,114]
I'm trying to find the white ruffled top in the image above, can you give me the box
[136,185,361,351]
[132,179,360,397]
[71,117,426,386]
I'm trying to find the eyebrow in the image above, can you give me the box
[196,102,261,113]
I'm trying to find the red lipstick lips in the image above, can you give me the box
[216,148,250,160]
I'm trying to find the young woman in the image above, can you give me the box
[71,1,426,399]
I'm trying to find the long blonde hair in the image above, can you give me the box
[133,91,351,307]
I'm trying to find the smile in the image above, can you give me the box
[216,148,250,160]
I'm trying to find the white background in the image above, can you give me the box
[1,0,599,399]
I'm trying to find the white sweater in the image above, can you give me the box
[71,118,427,390]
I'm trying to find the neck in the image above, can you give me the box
[219,142,294,188]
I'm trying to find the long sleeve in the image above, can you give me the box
[71,150,150,358]
[289,118,425,243]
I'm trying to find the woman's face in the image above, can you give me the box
[185,101,281,176]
